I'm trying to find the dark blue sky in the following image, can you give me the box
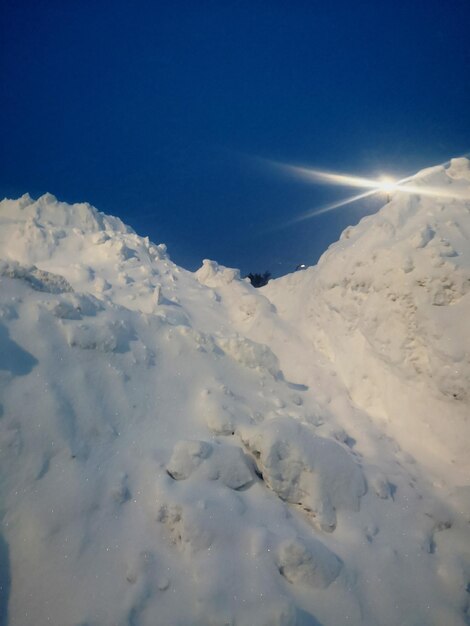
[1,1,469,276]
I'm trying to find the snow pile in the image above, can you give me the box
[0,168,469,626]
[264,158,470,481]
[195,258,241,287]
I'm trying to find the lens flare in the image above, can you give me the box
[268,158,470,223]
[377,176,397,194]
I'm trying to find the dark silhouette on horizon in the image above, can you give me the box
[246,271,271,288]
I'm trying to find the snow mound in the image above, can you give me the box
[0,192,130,233]
[1,171,469,626]
[0,192,171,314]
[240,417,366,531]
[264,158,470,479]
[195,258,241,287]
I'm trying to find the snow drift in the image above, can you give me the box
[0,159,469,626]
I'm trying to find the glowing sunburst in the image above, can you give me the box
[377,176,397,194]
[268,159,470,223]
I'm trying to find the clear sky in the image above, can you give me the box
[1,0,469,277]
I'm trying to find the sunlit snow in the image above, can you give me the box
[0,159,469,626]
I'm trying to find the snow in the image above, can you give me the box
[263,157,470,483]
[239,417,366,531]
[276,536,342,589]
[166,440,254,490]
[0,159,469,625]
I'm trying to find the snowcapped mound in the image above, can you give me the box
[1,179,469,626]
[0,193,169,313]
[0,193,364,626]
[264,158,470,481]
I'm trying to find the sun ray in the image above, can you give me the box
[288,189,378,224]
[267,157,470,225]
[278,163,384,190]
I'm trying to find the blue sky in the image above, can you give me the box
[1,0,470,276]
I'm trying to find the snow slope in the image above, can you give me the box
[263,158,470,484]
[0,160,469,626]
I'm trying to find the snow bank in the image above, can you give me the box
[1,169,469,626]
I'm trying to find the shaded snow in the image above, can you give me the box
[0,160,469,625]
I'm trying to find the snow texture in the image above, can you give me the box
[240,417,366,531]
[0,160,469,625]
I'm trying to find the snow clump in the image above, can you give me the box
[166,440,254,490]
[240,417,367,531]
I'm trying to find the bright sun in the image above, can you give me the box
[377,176,397,193]
[272,158,470,222]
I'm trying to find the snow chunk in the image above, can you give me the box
[277,536,342,589]
[204,404,235,435]
[0,260,73,294]
[240,417,366,530]
[166,440,212,480]
[167,440,254,490]
[148,242,168,260]
[195,259,241,287]
[447,157,470,180]
[217,335,281,378]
